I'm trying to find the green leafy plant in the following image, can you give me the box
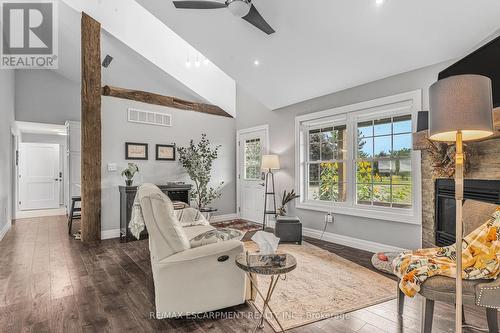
[121,163,139,181]
[277,189,300,216]
[177,133,224,209]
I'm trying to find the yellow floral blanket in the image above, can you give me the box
[393,208,500,297]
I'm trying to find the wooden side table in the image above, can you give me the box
[235,253,297,332]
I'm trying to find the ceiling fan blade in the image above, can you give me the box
[242,4,275,35]
[173,1,227,9]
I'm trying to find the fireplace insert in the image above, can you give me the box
[435,179,500,246]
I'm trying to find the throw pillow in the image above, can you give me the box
[172,201,190,210]
[190,228,244,248]
[175,207,210,227]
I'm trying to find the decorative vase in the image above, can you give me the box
[125,179,133,186]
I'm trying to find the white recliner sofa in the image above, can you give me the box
[137,183,247,318]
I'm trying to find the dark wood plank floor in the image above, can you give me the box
[0,216,498,332]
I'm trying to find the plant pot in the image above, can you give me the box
[125,179,133,186]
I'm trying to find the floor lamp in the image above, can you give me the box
[261,154,280,230]
[428,74,494,333]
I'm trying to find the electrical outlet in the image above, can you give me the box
[325,212,334,223]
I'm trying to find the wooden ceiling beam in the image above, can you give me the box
[102,85,233,118]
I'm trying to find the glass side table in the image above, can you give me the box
[235,253,297,332]
[199,207,218,221]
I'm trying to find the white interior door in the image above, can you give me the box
[238,127,268,223]
[19,143,61,210]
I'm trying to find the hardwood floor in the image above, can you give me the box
[0,216,498,332]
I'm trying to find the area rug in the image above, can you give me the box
[244,241,397,332]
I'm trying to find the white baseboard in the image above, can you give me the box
[209,213,238,223]
[16,208,66,219]
[0,220,11,242]
[101,229,120,240]
[302,227,405,253]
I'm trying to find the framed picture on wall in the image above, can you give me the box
[125,142,148,160]
[156,144,176,161]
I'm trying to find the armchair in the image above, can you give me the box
[397,200,499,333]
[137,183,246,318]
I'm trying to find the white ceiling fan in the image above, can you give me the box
[172,0,275,35]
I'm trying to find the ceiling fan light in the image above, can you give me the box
[227,0,250,17]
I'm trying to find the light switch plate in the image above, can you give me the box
[107,163,117,172]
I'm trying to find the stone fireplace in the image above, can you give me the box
[434,178,500,246]
[420,137,500,247]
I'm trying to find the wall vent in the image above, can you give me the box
[127,108,172,127]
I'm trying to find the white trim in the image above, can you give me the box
[101,229,121,240]
[16,208,66,219]
[15,121,67,136]
[295,90,422,225]
[236,124,270,221]
[209,213,239,223]
[303,227,405,253]
[0,220,11,242]
[297,201,420,224]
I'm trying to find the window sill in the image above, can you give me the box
[296,201,421,225]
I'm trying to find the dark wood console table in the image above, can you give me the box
[119,184,192,242]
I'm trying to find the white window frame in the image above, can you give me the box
[295,90,422,225]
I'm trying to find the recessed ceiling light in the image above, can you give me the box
[254,59,260,66]
[376,0,385,5]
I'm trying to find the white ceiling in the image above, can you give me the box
[136,0,500,110]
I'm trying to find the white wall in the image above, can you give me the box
[0,70,16,239]
[236,60,454,250]
[101,97,236,232]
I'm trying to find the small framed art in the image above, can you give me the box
[156,144,176,161]
[125,142,148,160]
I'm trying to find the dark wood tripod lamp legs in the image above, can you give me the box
[263,171,277,230]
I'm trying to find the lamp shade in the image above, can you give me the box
[261,154,280,170]
[429,74,493,142]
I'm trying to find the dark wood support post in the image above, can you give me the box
[81,13,102,242]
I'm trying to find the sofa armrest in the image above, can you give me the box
[157,239,244,265]
[475,278,500,308]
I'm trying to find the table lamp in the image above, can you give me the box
[429,74,494,333]
[261,154,280,230]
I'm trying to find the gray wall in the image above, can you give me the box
[101,97,236,232]
[236,60,454,249]
[0,70,16,235]
[15,70,80,125]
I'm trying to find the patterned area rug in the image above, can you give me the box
[244,241,397,332]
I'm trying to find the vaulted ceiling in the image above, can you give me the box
[137,0,500,110]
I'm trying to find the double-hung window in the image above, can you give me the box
[356,116,412,208]
[296,91,421,224]
[307,124,348,202]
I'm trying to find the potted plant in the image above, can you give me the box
[121,163,139,186]
[177,133,224,209]
[277,189,300,216]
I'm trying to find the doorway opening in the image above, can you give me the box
[14,121,68,219]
